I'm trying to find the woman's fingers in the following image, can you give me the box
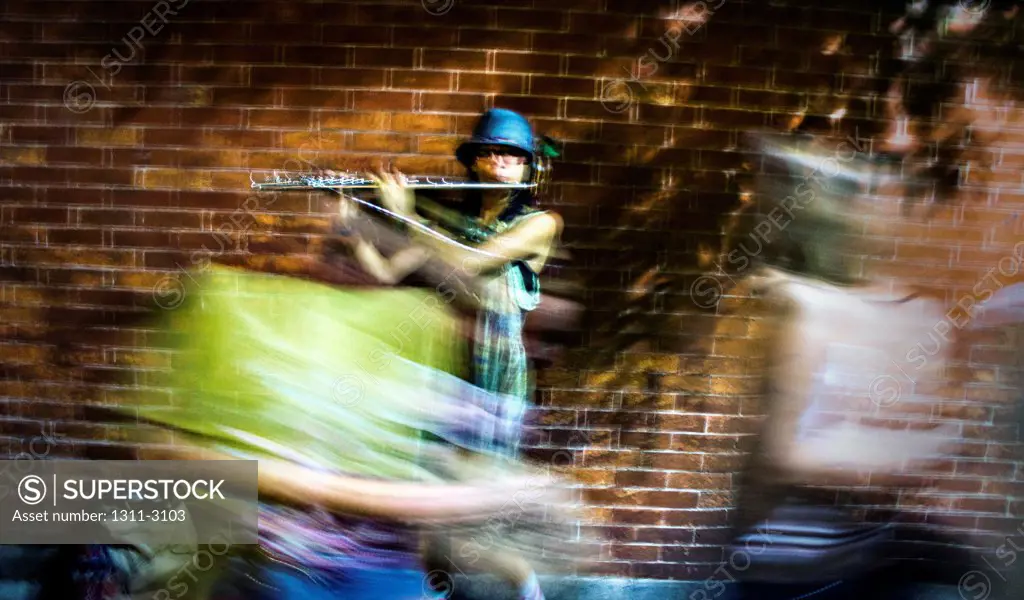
[390,165,408,186]
[373,169,397,188]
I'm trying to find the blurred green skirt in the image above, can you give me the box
[133,266,523,481]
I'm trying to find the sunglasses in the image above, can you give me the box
[475,146,529,164]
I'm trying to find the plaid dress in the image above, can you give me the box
[463,210,548,459]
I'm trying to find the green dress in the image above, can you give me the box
[463,210,548,458]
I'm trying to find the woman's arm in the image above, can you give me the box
[138,441,554,524]
[350,237,432,285]
[368,168,564,275]
[414,211,564,275]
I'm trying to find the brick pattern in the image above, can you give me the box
[1,0,1023,581]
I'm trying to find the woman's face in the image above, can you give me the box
[471,145,530,184]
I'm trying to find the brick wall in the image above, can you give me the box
[2,0,1023,582]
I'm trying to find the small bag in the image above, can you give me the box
[730,504,894,585]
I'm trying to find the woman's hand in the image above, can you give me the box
[368,167,416,218]
[420,468,579,526]
[336,193,359,225]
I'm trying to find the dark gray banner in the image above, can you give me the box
[0,460,258,545]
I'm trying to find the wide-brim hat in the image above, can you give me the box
[455,108,535,167]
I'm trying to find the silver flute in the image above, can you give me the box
[250,170,537,191]
[252,171,515,262]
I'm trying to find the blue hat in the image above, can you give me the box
[456,108,535,167]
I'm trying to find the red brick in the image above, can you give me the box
[639,105,700,126]
[663,510,730,527]
[700,454,746,472]
[703,65,770,88]
[350,133,414,154]
[279,46,345,68]
[279,90,349,109]
[601,123,669,146]
[610,544,659,561]
[47,147,103,165]
[0,104,41,122]
[352,48,415,70]
[252,66,316,87]
[423,50,487,70]
[397,27,460,49]
[533,32,603,53]
[176,66,245,87]
[611,508,664,526]
[458,29,530,50]
[392,70,453,91]
[703,108,769,129]
[353,91,414,112]
[564,100,630,122]
[737,89,805,111]
[497,52,562,75]
[10,126,69,145]
[10,207,67,225]
[955,497,1008,513]
[142,129,200,147]
[248,109,313,129]
[212,87,277,107]
[212,45,276,64]
[181,108,246,128]
[650,452,703,471]
[662,546,724,563]
[497,9,567,32]
[316,69,387,89]
[458,73,525,94]
[391,113,452,133]
[44,106,107,126]
[421,93,487,113]
[634,563,714,579]
[107,148,174,168]
[955,461,1015,478]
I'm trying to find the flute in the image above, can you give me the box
[250,171,537,191]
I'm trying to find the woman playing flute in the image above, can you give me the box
[351,108,565,600]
